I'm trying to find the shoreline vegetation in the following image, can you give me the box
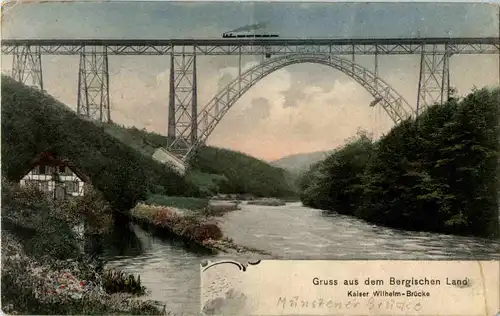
[299,87,500,239]
[1,180,168,315]
[2,231,167,315]
[130,202,273,256]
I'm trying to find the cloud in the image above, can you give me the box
[246,97,272,120]
[283,80,308,108]
[206,63,392,160]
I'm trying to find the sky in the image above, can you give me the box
[1,1,499,161]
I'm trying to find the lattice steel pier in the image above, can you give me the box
[11,45,44,90]
[77,46,111,123]
[417,44,451,115]
[168,48,198,153]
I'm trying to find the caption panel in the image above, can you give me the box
[200,260,499,316]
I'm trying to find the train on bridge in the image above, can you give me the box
[222,29,277,58]
[222,32,279,38]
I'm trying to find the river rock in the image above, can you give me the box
[209,200,240,212]
[247,198,286,206]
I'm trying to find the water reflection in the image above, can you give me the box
[95,213,145,258]
[103,223,215,314]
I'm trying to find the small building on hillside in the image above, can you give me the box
[20,151,90,200]
[152,147,187,175]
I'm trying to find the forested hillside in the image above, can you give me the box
[299,87,499,238]
[1,76,200,210]
[190,146,297,197]
[2,75,296,206]
[115,126,297,198]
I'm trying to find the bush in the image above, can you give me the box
[131,205,224,243]
[103,270,146,295]
[1,179,115,260]
[64,186,114,235]
[1,181,81,260]
[181,222,223,242]
[1,246,164,315]
[192,223,224,241]
[152,207,176,226]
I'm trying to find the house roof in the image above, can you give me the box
[21,150,91,183]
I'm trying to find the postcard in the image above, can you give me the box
[1,1,499,315]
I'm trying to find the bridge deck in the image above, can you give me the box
[2,37,499,56]
[2,37,499,46]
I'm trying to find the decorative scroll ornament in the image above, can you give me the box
[201,259,262,272]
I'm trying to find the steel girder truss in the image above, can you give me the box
[167,50,198,154]
[11,45,44,89]
[169,53,415,161]
[1,39,498,56]
[77,47,111,123]
[416,45,451,114]
[191,42,498,56]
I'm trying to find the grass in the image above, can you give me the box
[145,195,209,211]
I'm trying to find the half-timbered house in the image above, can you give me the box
[19,151,90,200]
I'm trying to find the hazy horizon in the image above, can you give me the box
[2,1,499,161]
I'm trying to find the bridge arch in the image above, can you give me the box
[171,53,415,161]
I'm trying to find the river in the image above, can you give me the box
[104,202,500,315]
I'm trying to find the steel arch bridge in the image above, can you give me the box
[2,36,499,166]
[169,53,415,160]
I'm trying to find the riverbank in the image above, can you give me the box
[211,194,290,205]
[1,180,172,315]
[144,195,242,215]
[129,203,272,256]
[2,230,167,315]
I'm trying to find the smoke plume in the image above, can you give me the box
[228,22,267,33]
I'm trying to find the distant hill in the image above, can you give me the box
[270,150,331,173]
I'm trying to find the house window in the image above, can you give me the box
[66,181,79,193]
[38,165,46,174]
[59,166,65,173]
